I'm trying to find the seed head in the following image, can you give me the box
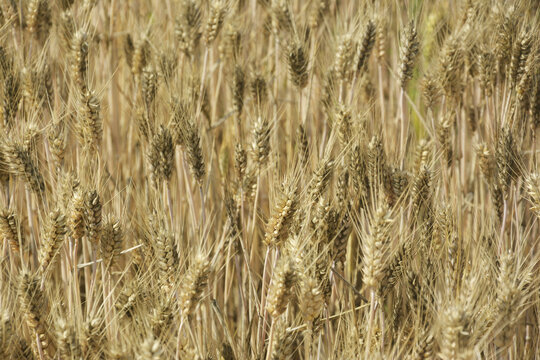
[398,22,420,88]
[100,216,123,271]
[265,182,298,247]
[334,34,356,81]
[175,0,202,57]
[205,1,226,45]
[267,257,297,318]
[0,208,23,253]
[179,254,210,316]
[70,30,89,92]
[286,39,309,89]
[356,20,376,73]
[39,209,67,276]
[149,125,175,183]
[251,116,271,168]
[77,89,102,152]
[84,189,102,244]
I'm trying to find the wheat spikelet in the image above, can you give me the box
[362,204,391,292]
[77,89,102,152]
[220,23,242,63]
[334,34,356,82]
[308,157,333,206]
[475,142,494,180]
[0,208,23,253]
[308,0,329,29]
[265,181,297,247]
[39,209,67,277]
[29,0,51,40]
[82,317,103,360]
[139,334,164,360]
[205,0,226,45]
[438,303,469,360]
[116,282,140,319]
[84,189,102,245]
[56,318,82,360]
[100,215,123,271]
[251,115,271,168]
[175,0,202,57]
[266,256,297,318]
[151,296,175,337]
[421,73,441,110]
[356,20,376,73]
[3,141,45,194]
[270,0,293,34]
[69,188,86,241]
[495,10,516,76]
[286,39,309,89]
[18,271,52,359]
[398,22,420,89]
[149,125,175,183]
[495,125,519,197]
[271,319,300,360]
[179,254,210,316]
[181,119,205,184]
[335,103,352,148]
[132,35,151,78]
[142,64,158,109]
[155,230,178,290]
[70,30,89,92]
[47,119,66,169]
[299,274,324,323]
[478,50,496,97]
[1,72,21,128]
[509,30,532,88]
[439,34,464,99]
[525,173,540,217]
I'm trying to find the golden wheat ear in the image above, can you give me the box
[4,141,45,194]
[0,208,24,254]
[100,215,123,272]
[266,256,297,319]
[232,64,246,116]
[179,253,211,317]
[183,119,206,185]
[286,38,309,89]
[56,318,83,359]
[149,125,175,184]
[39,209,67,278]
[398,21,420,89]
[18,271,53,359]
[356,20,376,74]
[264,181,298,248]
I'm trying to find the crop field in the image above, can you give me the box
[0,0,539,359]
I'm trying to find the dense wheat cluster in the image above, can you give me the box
[1,0,540,359]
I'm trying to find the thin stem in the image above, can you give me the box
[399,87,407,169]
[258,246,271,353]
[166,181,174,230]
[364,290,376,358]
[304,322,313,360]
[175,317,186,360]
[265,319,276,360]
[199,185,206,232]
[35,331,45,360]
[378,63,385,125]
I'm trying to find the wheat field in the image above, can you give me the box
[0,0,539,359]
